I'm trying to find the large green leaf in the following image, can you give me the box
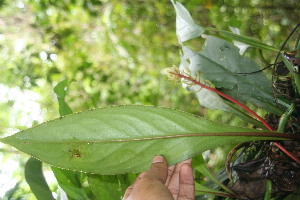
[25,157,55,200]
[0,106,295,174]
[181,36,289,115]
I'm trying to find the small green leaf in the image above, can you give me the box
[205,28,280,52]
[25,157,54,200]
[51,167,88,200]
[193,155,234,194]
[3,182,20,199]
[0,106,295,174]
[171,0,204,42]
[195,183,231,197]
[281,53,300,95]
[54,79,73,116]
[88,173,136,200]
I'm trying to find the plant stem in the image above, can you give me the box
[277,103,295,132]
[176,73,300,164]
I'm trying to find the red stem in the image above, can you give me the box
[177,73,300,164]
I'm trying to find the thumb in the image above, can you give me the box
[144,155,168,183]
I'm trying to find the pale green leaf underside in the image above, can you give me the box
[182,36,287,114]
[172,0,204,42]
[0,106,288,174]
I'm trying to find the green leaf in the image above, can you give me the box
[54,79,73,116]
[181,36,289,115]
[0,106,295,174]
[51,167,88,200]
[3,182,21,199]
[281,53,300,95]
[53,79,89,200]
[205,28,280,52]
[179,46,230,112]
[88,173,136,200]
[171,0,204,42]
[193,155,234,194]
[25,157,55,200]
[195,183,231,198]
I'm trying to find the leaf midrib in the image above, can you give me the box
[2,132,294,144]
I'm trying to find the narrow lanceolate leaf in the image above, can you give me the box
[0,106,296,174]
[205,28,280,52]
[25,157,55,200]
[193,155,233,194]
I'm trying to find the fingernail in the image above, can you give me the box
[152,155,164,163]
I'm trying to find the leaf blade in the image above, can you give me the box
[1,106,294,174]
[181,36,288,114]
[25,157,55,200]
[171,0,204,42]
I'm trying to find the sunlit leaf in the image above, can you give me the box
[53,79,90,200]
[228,27,250,55]
[54,79,73,116]
[25,157,54,200]
[171,0,204,42]
[0,106,293,174]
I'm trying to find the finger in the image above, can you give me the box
[143,155,168,183]
[122,172,146,199]
[178,163,195,200]
[168,159,192,199]
[165,165,176,186]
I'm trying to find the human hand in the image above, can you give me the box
[123,155,194,200]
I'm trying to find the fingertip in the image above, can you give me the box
[180,163,194,184]
[180,163,192,173]
[152,155,165,163]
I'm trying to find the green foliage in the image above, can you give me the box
[51,167,89,200]
[24,157,54,200]
[193,155,233,194]
[0,0,299,199]
[0,105,291,174]
[54,79,73,117]
[88,173,136,200]
[53,79,92,199]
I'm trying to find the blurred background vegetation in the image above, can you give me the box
[0,0,299,199]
